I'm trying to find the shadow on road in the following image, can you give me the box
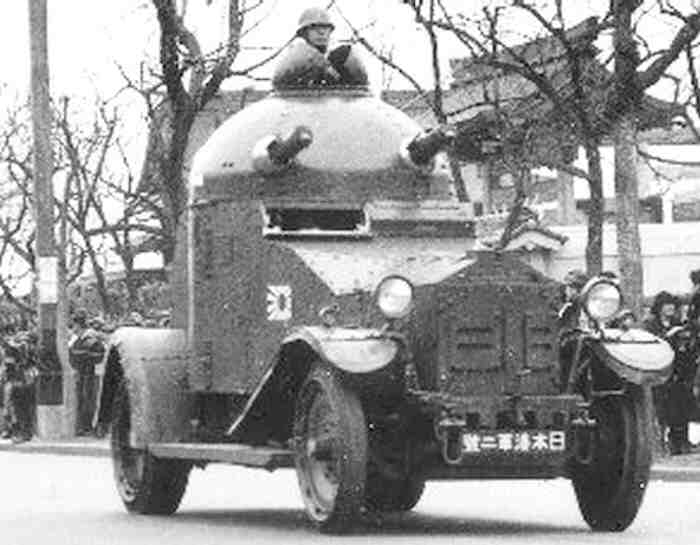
[168,508,587,536]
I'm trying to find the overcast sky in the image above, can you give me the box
[1,0,695,104]
[0,0,640,98]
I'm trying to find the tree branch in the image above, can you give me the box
[638,11,700,89]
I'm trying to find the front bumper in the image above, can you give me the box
[409,390,591,479]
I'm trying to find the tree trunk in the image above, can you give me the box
[583,138,604,275]
[612,0,644,317]
[85,245,111,316]
[157,103,196,266]
[613,113,644,316]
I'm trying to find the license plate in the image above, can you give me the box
[462,430,566,454]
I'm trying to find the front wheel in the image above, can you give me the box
[572,385,652,531]
[293,365,368,532]
[111,379,190,515]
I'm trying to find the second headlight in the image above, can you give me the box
[376,275,413,320]
[582,279,621,322]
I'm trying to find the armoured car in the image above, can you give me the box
[96,51,673,533]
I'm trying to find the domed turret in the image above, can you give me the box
[190,87,456,203]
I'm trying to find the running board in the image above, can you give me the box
[148,443,294,470]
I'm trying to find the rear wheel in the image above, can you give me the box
[572,385,652,531]
[293,366,368,532]
[364,474,425,512]
[111,379,190,515]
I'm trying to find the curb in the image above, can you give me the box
[0,440,109,458]
[3,441,700,482]
[650,466,700,482]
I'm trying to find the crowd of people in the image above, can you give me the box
[644,272,700,454]
[559,267,700,455]
[0,308,169,442]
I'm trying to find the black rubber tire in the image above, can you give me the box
[293,365,368,533]
[364,474,425,512]
[572,386,652,532]
[110,379,190,515]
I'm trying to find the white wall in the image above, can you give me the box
[572,144,700,200]
[546,222,700,296]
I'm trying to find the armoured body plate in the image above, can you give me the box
[437,282,560,397]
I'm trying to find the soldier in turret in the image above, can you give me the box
[272,7,368,88]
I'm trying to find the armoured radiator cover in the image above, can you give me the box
[437,282,560,397]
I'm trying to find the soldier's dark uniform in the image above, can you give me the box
[644,291,692,454]
[557,270,589,390]
[1,341,36,442]
[69,310,106,436]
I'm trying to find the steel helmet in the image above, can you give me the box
[296,7,334,35]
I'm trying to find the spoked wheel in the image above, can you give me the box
[293,366,368,532]
[364,473,425,512]
[111,379,190,515]
[572,385,652,531]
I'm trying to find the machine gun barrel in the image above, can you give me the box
[406,126,455,165]
[268,126,313,165]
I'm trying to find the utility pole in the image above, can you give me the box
[29,0,65,437]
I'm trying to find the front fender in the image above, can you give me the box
[591,328,674,386]
[95,327,191,447]
[283,326,402,373]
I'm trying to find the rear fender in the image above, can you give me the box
[95,327,191,448]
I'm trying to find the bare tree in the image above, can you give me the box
[54,97,151,315]
[338,1,468,201]
[0,95,152,319]
[395,1,699,314]
[0,102,42,316]
[397,1,609,270]
[610,1,699,314]
[133,0,282,264]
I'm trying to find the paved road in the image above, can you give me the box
[1,451,697,545]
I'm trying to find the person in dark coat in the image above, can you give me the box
[558,269,589,330]
[644,291,693,454]
[558,269,589,390]
[1,342,36,443]
[69,309,106,436]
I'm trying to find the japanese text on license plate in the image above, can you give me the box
[462,431,566,454]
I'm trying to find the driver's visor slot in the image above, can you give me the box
[261,203,370,238]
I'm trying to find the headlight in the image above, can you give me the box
[376,275,413,319]
[582,279,621,322]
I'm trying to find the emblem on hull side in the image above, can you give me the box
[267,285,292,321]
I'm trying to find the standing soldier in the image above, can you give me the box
[1,341,36,443]
[558,269,589,391]
[69,309,106,436]
[644,291,688,454]
[558,269,589,329]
